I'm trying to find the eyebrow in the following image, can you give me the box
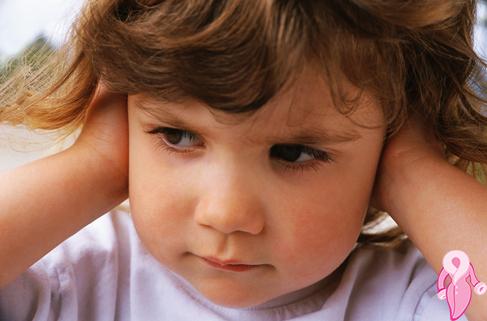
[136,100,362,145]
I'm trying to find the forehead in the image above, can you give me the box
[132,66,383,144]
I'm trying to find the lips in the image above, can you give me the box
[201,257,260,272]
[203,256,247,266]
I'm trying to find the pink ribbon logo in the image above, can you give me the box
[437,250,486,320]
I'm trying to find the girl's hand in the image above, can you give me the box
[71,83,129,200]
[370,112,446,212]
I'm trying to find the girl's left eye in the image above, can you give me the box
[146,127,334,173]
[147,127,203,153]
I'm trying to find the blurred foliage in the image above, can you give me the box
[0,35,55,85]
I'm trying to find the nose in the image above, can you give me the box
[194,164,266,235]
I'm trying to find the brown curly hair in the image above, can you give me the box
[1,0,486,249]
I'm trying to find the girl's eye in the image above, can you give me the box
[146,127,334,173]
[146,127,202,153]
[270,144,333,173]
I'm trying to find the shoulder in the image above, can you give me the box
[346,239,435,284]
[36,209,135,273]
[344,239,437,295]
[341,239,461,321]
[0,209,138,320]
[37,208,140,294]
[57,209,133,257]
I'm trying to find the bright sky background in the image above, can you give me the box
[477,2,487,58]
[0,0,84,59]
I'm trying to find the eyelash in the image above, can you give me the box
[146,127,334,173]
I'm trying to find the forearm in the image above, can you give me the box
[383,159,487,320]
[0,147,127,287]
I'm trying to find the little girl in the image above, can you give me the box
[1,0,486,320]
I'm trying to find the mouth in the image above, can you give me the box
[203,256,246,265]
[200,256,262,272]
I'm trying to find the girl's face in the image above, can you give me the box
[127,66,386,308]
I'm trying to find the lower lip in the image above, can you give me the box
[201,258,260,272]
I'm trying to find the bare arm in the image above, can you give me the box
[383,159,487,321]
[0,146,127,287]
[372,113,487,321]
[0,85,129,288]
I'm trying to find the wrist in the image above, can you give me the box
[378,156,449,220]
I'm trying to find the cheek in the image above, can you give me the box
[274,203,358,258]
[269,183,366,279]
[128,154,191,261]
[128,124,186,227]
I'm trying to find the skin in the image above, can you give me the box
[126,66,387,308]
